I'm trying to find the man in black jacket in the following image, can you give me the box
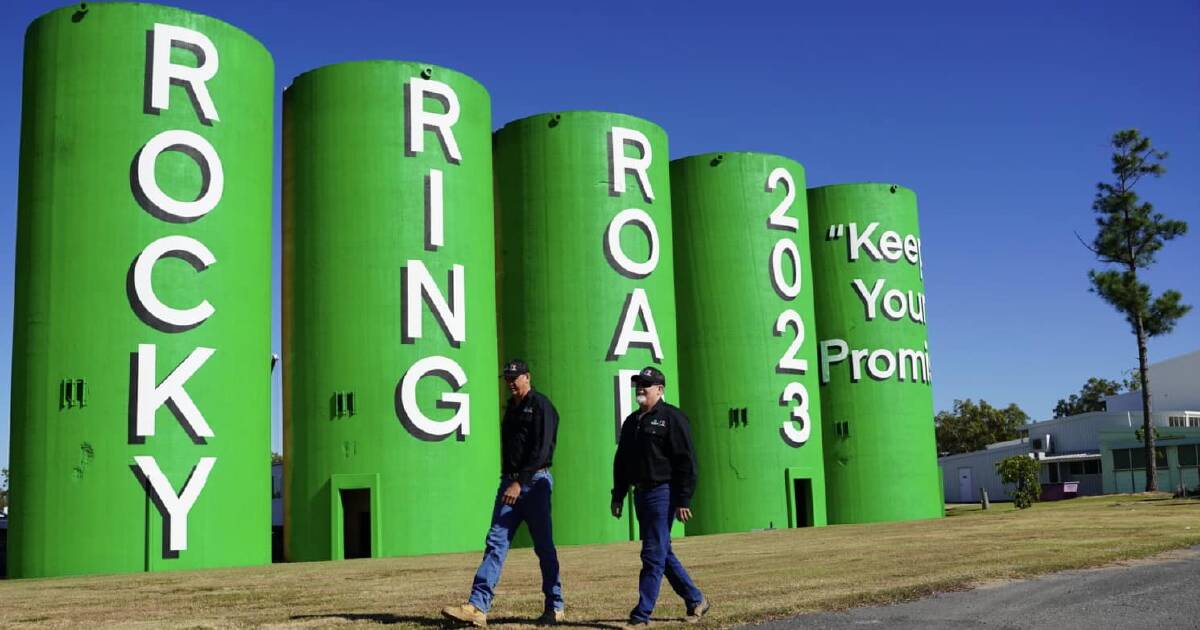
[611,366,709,625]
[443,359,564,627]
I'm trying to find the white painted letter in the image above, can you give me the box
[851,278,884,321]
[614,368,640,442]
[403,260,465,344]
[150,23,220,123]
[399,355,470,438]
[883,289,907,321]
[868,348,897,380]
[133,235,216,330]
[408,78,462,163]
[426,169,444,250]
[610,126,654,202]
[135,129,224,221]
[137,344,216,439]
[847,222,881,261]
[819,339,848,384]
[605,208,660,278]
[135,455,216,552]
[610,288,663,361]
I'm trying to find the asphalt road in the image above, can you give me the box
[747,547,1200,630]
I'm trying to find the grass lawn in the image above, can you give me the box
[1,494,1197,628]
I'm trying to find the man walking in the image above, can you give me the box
[611,366,710,625]
[442,359,565,627]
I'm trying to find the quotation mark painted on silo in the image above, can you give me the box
[826,224,846,240]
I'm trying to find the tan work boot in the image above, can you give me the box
[686,597,710,623]
[441,603,487,627]
[536,608,566,625]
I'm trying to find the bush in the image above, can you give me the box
[996,455,1041,509]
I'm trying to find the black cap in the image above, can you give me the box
[501,359,529,377]
[631,366,665,387]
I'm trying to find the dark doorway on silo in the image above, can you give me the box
[340,488,372,559]
[790,478,813,528]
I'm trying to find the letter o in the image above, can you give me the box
[605,208,659,278]
[135,129,224,221]
[868,349,897,380]
[883,289,907,320]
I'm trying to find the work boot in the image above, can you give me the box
[441,603,487,627]
[624,619,651,628]
[536,608,566,625]
[686,597,710,623]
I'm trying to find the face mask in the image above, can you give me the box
[636,394,648,405]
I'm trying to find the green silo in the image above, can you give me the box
[493,112,680,545]
[10,3,273,578]
[283,61,500,560]
[670,153,827,534]
[807,184,941,524]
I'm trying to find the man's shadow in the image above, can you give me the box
[290,613,628,629]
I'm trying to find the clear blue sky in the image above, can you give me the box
[1,1,1198,470]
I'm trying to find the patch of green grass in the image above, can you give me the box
[1,494,1197,628]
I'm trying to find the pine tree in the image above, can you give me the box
[1086,129,1190,491]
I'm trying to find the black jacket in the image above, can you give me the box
[611,400,698,508]
[501,389,559,475]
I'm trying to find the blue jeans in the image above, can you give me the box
[468,471,564,614]
[630,484,703,621]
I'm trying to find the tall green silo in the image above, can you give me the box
[807,184,941,524]
[493,112,680,545]
[283,61,500,560]
[670,153,827,534]
[10,3,273,578]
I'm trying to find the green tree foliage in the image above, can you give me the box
[271,452,283,465]
[1053,377,1126,418]
[1086,129,1190,491]
[996,455,1041,509]
[935,399,1029,456]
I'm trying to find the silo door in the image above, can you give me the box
[340,488,372,559]
[330,473,380,560]
[790,478,813,528]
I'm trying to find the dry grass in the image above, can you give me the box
[2,494,1198,629]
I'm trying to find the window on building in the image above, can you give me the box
[1084,460,1100,475]
[1179,445,1198,468]
[1120,447,1169,469]
[1170,416,1186,428]
[1131,448,1147,469]
[1048,462,1060,482]
[1190,415,1200,428]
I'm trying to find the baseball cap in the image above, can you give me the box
[501,359,529,377]
[631,366,665,387]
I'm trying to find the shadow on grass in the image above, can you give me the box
[491,616,629,629]
[290,613,627,629]
[291,614,451,626]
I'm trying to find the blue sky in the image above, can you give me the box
[1,0,1197,470]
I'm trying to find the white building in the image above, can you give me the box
[939,350,1200,503]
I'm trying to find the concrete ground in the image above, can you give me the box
[747,547,1200,630]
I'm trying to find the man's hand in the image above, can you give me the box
[675,507,692,522]
[611,500,623,518]
[502,481,521,505]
